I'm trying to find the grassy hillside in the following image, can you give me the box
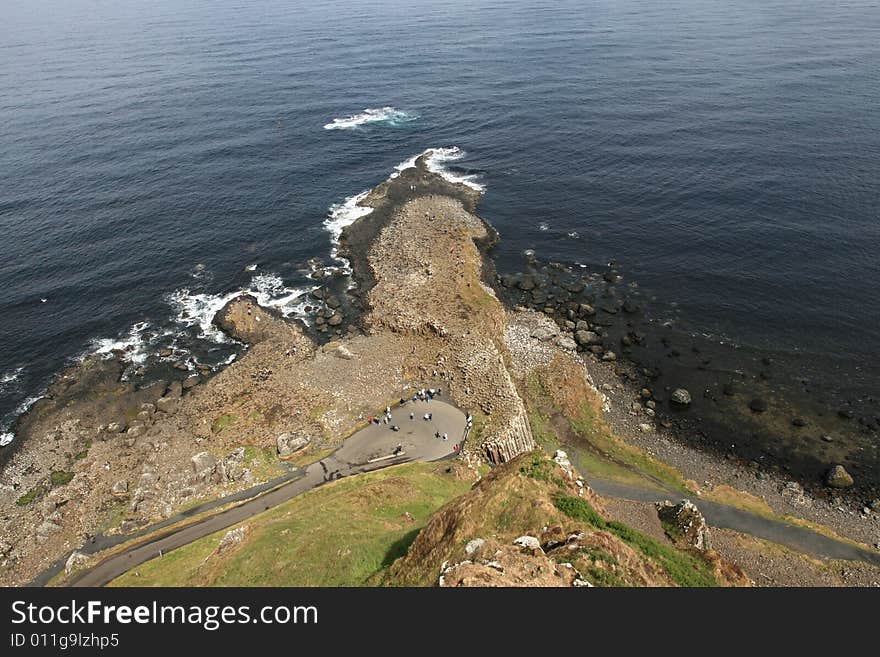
[382,452,749,587]
[109,462,473,587]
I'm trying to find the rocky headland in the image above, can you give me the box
[1,154,878,587]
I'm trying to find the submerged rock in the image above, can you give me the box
[749,398,767,413]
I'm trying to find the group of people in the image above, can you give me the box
[411,387,441,403]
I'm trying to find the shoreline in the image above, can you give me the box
[1,152,877,587]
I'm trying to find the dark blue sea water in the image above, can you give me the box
[2,0,879,441]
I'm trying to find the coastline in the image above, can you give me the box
[1,152,878,588]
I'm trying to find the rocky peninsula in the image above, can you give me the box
[1,155,878,587]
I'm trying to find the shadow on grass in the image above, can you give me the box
[381,528,422,568]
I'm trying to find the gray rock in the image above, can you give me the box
[781,481,812,508]
[656,500,711,550]
[556,336,577,351]
[155,396,179,414]
[671,388,692,406]
[36,520,61,537]
[191,451,217,480]
[182,375,200,389]
[327,313,344,326]
[513,535,542,552]
[126,424,146,438]
[825,464,854,488]
[64,550,90,575]
[106,422,124,434]
[111,480,129,498]
[530,327,556,341]
[216,526,248,554]
[277,433,310,457]
[601,351,617,362]
[464,538,486,556]
[574,330,600,346]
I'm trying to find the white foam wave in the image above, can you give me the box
[90,321,154,365]
[1,396,43,447]
[539,222,550,232]
[0,367,23,390]
[166,289,241,343]
[246,273,313,318]
[391,146,486,191]
[323,106,417,131]
[323,191,374,272]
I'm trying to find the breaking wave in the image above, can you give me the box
[323,106,417,131]
[391,146,486,191]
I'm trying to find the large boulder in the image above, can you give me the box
[110,480,129,498]
[191,452,218,481]
[216,526,247,555]
[64,550,90,575]
[155,396,179,414]
[656,500,711,550]
[276,433,310,457]
[825,464,854,489]
[222,447,248,482]
[574,330,600,346]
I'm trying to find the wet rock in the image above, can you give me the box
[792,417,807,427]
[749,398,767,413]
[671,388,692,407]
[821,435,834,443]
[327,313,344,326]
[622,300,639,313]
[517,276,536,291]
[182,375,200,390]
[825,464,854,489]
[578,303,595,316]
[640,388,652,400]
[722,383,737,396]
[602,351,617,362]
[277,432,310,457]
[158,348,173,358]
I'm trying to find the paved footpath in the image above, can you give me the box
[61,398,465,587]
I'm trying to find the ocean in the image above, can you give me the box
[2,0,879,456]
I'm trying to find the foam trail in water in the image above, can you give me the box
[323,107,417,131]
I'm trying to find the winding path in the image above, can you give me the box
[39,398,465,587]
